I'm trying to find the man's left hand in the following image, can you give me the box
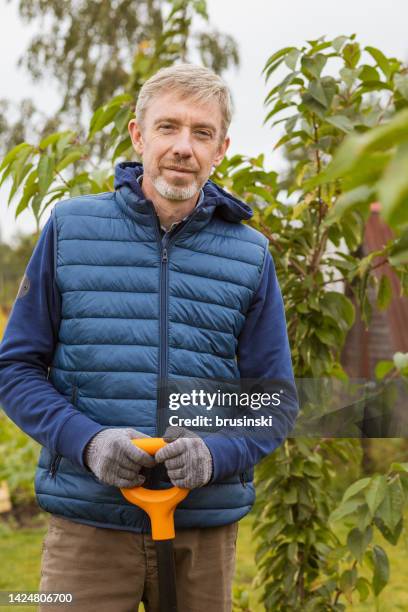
[155,426,213,489]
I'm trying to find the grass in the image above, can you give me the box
[0,521,47,612]
[1,510,408,611]
[235,512,408,611]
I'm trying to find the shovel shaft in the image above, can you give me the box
[155,540,178,612]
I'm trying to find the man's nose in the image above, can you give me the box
[171,129,193,157]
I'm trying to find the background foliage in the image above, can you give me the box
[1,5,408,610]
[1,0,239,153]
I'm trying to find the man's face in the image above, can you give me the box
[128,90,230,202]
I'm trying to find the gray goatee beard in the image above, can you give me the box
[152,175,200,201]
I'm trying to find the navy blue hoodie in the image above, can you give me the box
[0,162,298,482]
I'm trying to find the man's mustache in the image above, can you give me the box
[162,164,197,172]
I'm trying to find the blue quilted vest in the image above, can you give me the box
[34,163,269,532]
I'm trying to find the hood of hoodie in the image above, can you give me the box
[113,161,253,224]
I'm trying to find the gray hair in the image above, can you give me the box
[135,63,232,141]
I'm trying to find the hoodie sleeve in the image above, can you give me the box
[0,215,107,469]
[204,250,299,482]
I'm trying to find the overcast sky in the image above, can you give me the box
[1,0,407,244]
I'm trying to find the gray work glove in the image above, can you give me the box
[155,426,213,489]
[84,428,156,488]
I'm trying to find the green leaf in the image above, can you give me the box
[273,130,303,151]
[390,462,408,474]
[371,545,389,595]
[332,36,348,53]
[308,79,328,108]
[113,136,132,161]
[306,40,333,53]
[31,192,44,220]
[320,108,408,187]
[105,93,133,108]
[363,108,408,151]
[113,106,132,134]
[347,526,372,562]
[329,499,363,523]
[394,73,408,100]
[303,461,322,477]
[283,487,297,504]
[88,108,104,137]
[38,155,55,197]
[0,142,32,172]
[340,67,359,87]
[315,325,343,347]
[191,0,208,18]
[355,576,370,602]
[56,151,84,173]
[320,292,355,331]
[326,115,354,133]
[264,57,287,81]
[263,47,297,74]
[7,148,34,205]
[377,142,408,228]
[321,76,337,107]
[301,54,327,79]
[0,157,13,188]
[364,475,387,516]
[343,42,361,68]
[88,104,120,139]
[376,275,392,310]
[329,361,349,381]
[39,130,71,151]
[263,101,295,124]
[56,132,75,157]
[374,516,403,545]
[284,49,300,71]
[365,46,392,80]
[313,134,365,184]
[359,64,380,82]
[389,230,408,266]
[326,185,375,225]
[375,360,394,380]
[393,352,408,371]
[286,541,298,563]
[339,567,357,602]
[15,170,38,218]
[376,478,405,531]
[342,477,371,502]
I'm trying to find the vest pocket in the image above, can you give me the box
[239,472,247,488]
[49,385,78,478]
[239,467,254,488]
[49,454,61,478]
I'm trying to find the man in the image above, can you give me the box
[0,64,298,611]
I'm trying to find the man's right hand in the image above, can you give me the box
[84,428,156,488]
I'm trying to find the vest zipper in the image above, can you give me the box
[157,241,170,435]
[49,384,78,478]
[150,204,204,435]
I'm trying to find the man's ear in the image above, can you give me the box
[128,118,144,156]
[213,136,230,167]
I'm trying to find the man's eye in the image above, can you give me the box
[159,124,173,131]
[195,131,211,139]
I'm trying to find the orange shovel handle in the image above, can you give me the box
[119,438,189,540]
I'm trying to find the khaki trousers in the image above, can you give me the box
[39,515,238,612]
